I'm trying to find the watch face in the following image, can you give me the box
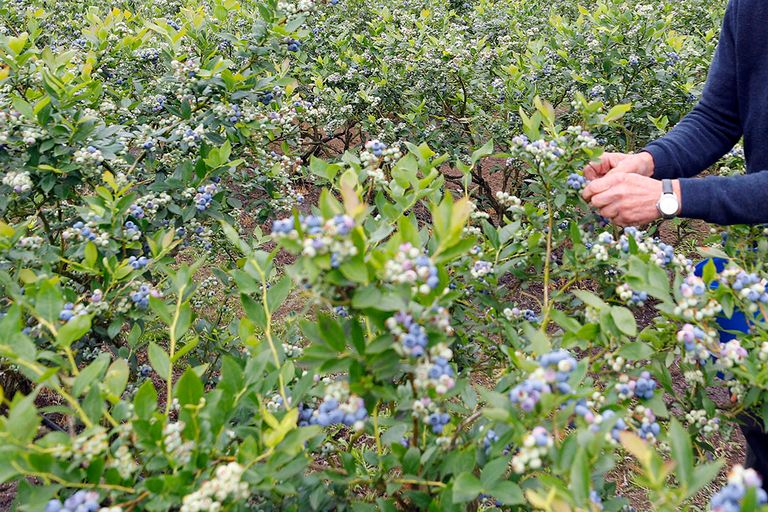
[658,194,679,216]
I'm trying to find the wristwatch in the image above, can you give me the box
[656,179,679,220]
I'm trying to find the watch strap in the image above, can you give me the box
[662,179,673,194]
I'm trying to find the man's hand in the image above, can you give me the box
[582,173,681,227]
[583,151,655,181]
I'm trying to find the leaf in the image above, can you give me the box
[669,418,694,491]
[570,446,590,506]
[73,354,110,397]
[610,306,637,336]
[35,280,63,325]
[7,393,40,444]
[452,472,483,503]
[481,457,509,486]
[267,275,293,311]
[604,103,632,122]
[490,481,524,505]
[56,314,92,348]
[617,341,653,361]
[572,289,608,310]
[103,359,129,401]
[148,343,170,380]
[174,368,204,407]
[133,380,158,420]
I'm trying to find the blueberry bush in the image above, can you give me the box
[2,0,768,511]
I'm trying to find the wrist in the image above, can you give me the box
[636,151,656,177]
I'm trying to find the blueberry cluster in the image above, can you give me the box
[636,409,661,441]
[595,409,627,442]
[286,38,301,52]
[711,465,768,512]
[384,243,439,294]
[128,255,149,270]
[719,339,748,369]
[426,357,455,391]
[301,383,369,431]
[482,428,499,451]
[45,491,100,512]
[614,372,656,400]
[470,260,494,279]
[509,350,577,411]
[566,172,587,190]
[615,283,648,306]
[428,411,451,434]
[59,303,85,322]
[72,221,96,241]
[194,182,218,211]
[732,271,768,303]
[511,426,552,473]
[124,220,141,240]
[386,312,428,357]
[130,200,148,218]
[503,306,540,323]
[131,284,158,309]
[675,274,722,321]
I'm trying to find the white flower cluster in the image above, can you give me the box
[180,462,249,512]
[684,409,720,435]
[163,421,194,466]
[2,170,33,193]
[511,426,552,474]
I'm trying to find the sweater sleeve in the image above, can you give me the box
[679,171,768,225]
[643,0,742,179]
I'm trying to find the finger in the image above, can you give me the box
[590,188,622,208]
[599,205,619,220]
[582,154,611,177]
[582,173,621,201]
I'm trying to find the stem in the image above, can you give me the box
[252,260,290,408]
[165,284,187,416]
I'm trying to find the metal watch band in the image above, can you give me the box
[662,179,673,194]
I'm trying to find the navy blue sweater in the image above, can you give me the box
[644,0,768,226]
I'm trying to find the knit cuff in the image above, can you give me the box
[642,143,676,179]
[678,178,712,221]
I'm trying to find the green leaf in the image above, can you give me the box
[133,380,158,420]
[7,393,40,444]
[174,368,204,407]
[604,103,632,122]
[480,457,509,486]
[56,314,92,348]
[452,472,483,503]
[35,280,63,325]
[148,342,170,380]
[73,354,110,397]
[669,418,693,491]
[490,481,524,505]
[570,447,590,506]
[610,306,637,336]
[103,359,129,400]
[617,341,653,361]
[267,276,293,311]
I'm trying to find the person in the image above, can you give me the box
[581,0,768,485]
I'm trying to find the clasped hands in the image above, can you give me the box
[581,151,680,226]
